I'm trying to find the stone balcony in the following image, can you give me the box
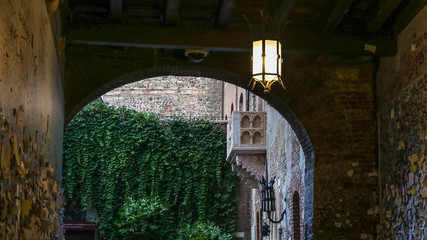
[226,111,266,188]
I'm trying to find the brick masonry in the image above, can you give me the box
[266,105,306,240]
[235,180,252,239]
[377,6,427,239]
[101,76,223,119]
[307,55,378,240]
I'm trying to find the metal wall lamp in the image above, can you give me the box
[260,155,286,237]
[260,176,286,223]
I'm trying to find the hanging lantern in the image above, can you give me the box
[250,39,285,93]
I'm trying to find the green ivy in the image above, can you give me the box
[114,196,169,239]
[178,221,234,240]
[63,102,237,239]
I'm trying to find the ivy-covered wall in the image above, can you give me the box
[63,103,237,239]
[0,0,64,239]
[377,6,427,239]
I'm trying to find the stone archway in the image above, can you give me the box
[65,65,316,236]
[66,44,378,238]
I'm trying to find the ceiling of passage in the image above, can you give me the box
[61,0,426,123]
[62,0,426,56]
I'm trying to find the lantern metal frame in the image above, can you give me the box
[260,176,286,224]
[249,39,285,93]
[260,155,286,224]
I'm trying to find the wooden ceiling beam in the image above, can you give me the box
[392,0,427,35]
[165,0,181,25]
[366,0,404,34]
[65,25,397,56]
[216,0,236,28]
[321,0,354,33]
[74,5,109,13]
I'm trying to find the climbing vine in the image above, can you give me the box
[63,102,237,239]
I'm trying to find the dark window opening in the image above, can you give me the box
[293,191,301,240]
[239,93,244,111]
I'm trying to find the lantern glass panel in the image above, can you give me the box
[278,41,282,76]
[264,40,277,75]
[264,74,276,81]
[252,40,263,76]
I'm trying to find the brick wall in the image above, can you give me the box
[101,76,223,119]
[266,105,306,240]
[235,180,252,239]
[222,83,264,121]
[290,133,304,240]
[223,83,237,120]
[310,55,378,240]
[0,1,65,239]
[377,6,427,239]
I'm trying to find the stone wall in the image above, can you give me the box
[266,105,306,240]
[0,0,64,239]
[377,6,427,239]
[101,76,223,119]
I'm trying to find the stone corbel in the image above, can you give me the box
[230,153,266,189]
[232,163,259,188]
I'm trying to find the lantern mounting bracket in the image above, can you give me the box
[267,206,286,223]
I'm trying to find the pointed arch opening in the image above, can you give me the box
[293,191,301,240]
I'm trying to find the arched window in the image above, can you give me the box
[293,191,301,240]
[239,93,244,111]
[246,91,250,111]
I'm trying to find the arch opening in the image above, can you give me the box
[65,66,315,239]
